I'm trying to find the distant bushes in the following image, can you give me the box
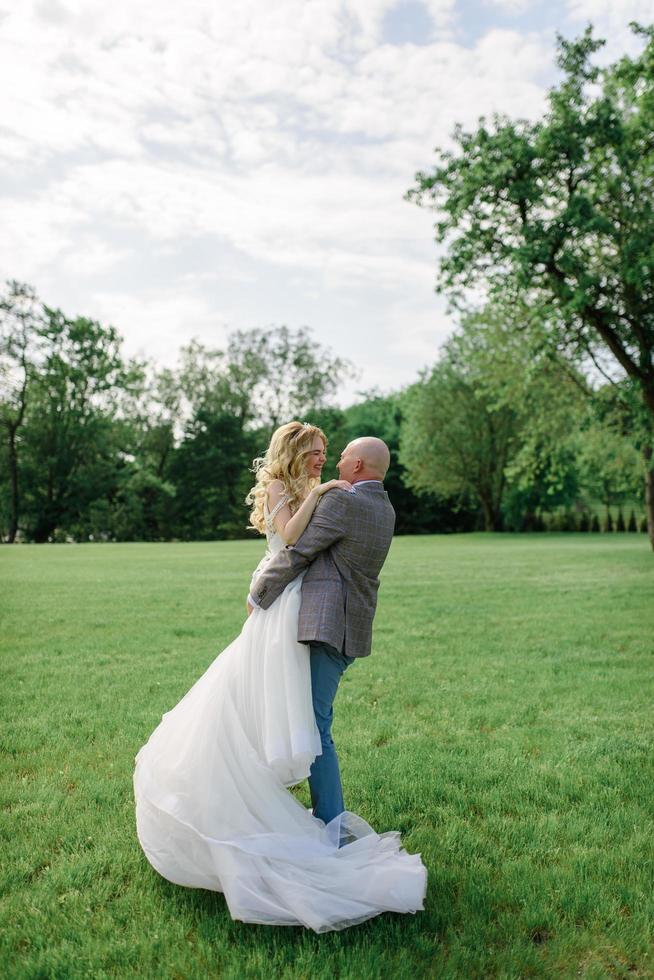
[513,507,647,533]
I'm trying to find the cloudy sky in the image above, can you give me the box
[0,0,650,404]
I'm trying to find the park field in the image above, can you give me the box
[1,534,653,979]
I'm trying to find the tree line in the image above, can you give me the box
[0,292,458,543]
[0,280,645,545]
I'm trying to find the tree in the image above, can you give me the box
[177,326,355,433]
[112,361,183,481]
[450,304,587,525]
[20,307,128,542]
[168,409,256,540]
[340,391,477,533]
[400,357,520,531]
[400,304,589,531]
[108,466,177,542]
[576,382,643,519]
[160,327,356,539]
[407,25,654,548]
[230,326,355,429]
[0,281,44,542]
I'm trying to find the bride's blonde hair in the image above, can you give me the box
[246,421,328,534]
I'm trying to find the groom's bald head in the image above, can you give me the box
[337,437,391,483]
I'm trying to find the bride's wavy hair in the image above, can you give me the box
[246,421,328,534]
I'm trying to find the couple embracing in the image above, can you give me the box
[133,421,427,933]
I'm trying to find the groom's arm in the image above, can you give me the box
[250,490,350,611]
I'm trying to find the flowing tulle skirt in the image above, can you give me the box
[133,572,427,932]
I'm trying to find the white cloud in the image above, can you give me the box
[89,289,231,368]
[566,0,653,59]
[566,0,652,21]
[0,196,78,279]
[483,0,531,13]
[58,240,134,279]
[0,3,552,175]
[422,0,459,35]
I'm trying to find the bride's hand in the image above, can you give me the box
[315,479,353,497]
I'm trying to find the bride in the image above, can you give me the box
[133,421,427,933]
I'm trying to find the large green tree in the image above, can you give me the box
[20,307,128,542]
[400,349,521,531]
[408,25,654,547]
[457,303,590,524]
[168,410,256,540]
[400,307,588,530]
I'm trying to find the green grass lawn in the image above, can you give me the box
[2,535,653,979]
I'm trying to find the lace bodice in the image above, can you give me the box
[249,492,297,595]
[263,494,290,556]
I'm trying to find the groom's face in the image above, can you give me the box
[337,443,358,483]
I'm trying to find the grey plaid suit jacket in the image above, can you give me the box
[252,482,395,658]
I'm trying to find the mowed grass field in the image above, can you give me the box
[1,534,653,979]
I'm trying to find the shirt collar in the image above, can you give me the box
[352,479,383,488]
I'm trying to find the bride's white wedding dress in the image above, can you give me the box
[133,498,427,932]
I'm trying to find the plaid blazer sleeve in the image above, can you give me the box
[252,490,349,610]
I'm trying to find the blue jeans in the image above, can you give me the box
[308,642,355,825]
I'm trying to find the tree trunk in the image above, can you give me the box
[638,385,654,552]
[479,494,499,531]
[8,429,18,544]
[33,471,57,543]
[33,515,57,544]
[644,444,654,553]
[6,425,19,543]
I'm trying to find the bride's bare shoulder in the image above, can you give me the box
[266,480,288,506]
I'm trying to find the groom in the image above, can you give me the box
[248,436,395,827]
